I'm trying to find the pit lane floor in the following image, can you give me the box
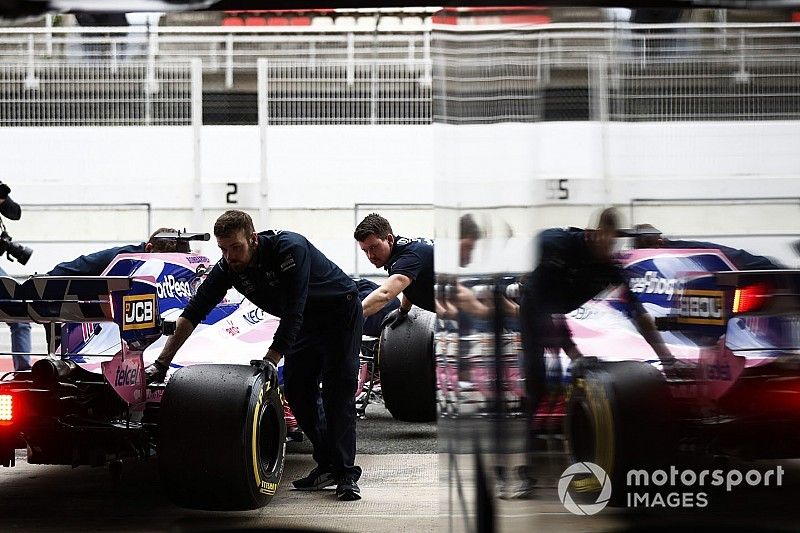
[440,416,800,532]
[0,387,438,533]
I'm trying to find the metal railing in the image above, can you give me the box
[433,22,800,123]
[258,59,432,125]
[0,23,799,124]
[0,27,431,89]
[0,60,195,126]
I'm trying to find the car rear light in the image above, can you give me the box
[0,394,12,425]
[732,282,772,314]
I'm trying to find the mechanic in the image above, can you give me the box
[632,223,784,270]
[0,183,31,371]
[515,208,682,498]
[354,213,434,329]
[354,278,400,337]
[47,227,189,277]
[145,210,363,501]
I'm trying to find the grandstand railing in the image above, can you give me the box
[0,23,798,123]
[0,59,196,126]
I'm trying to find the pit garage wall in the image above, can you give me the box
[1,120,799,276]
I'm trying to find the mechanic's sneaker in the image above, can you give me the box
[292,467,335,491]
[336,478,362,501]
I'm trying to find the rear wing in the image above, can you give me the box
[0,276,132,323]
[656,270,800,331]
[0,275,164,353]
[715,270,800,316]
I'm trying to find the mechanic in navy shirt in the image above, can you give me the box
[47,227,188,277]
[632,224,783,270]
[354,213,434,329]
[515,209,678,497]
[146,210,363,501]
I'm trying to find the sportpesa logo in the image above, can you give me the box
[558,462,612,515]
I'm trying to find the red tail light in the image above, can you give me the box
[732,282,772,314]
[0,394,12,425]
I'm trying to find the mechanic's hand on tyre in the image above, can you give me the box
[251,358,279,390]
[661,357,696,380]
[145,360,169,384]
[380,308,410,330]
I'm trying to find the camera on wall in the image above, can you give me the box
[0,182,33,265]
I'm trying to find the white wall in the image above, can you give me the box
[1,120,798,277]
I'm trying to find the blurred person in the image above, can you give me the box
[632,223,783,270]
[354,213,435,328]
[0,184,31,371]
[146,211,363,501]
[514,208,681,498]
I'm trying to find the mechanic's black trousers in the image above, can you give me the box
[283,294,363,481]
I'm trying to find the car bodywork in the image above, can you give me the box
[441,248,800,460]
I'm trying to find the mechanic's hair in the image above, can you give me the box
[354,213,393,241]
[214,210,255,239]
[459,214,480,240]
[597,207,619,232]
[147,227,190,253]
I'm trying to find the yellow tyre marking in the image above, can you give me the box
[252,387,264,490]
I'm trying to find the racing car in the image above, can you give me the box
[566,248,800,501]
[439,246,800,502]
[0,234,436,510]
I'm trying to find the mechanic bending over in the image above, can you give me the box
[516,208,686,497]
[354,213,435,329]
[145,210,363,502]
[47,227,189,277]
[632,224,784,270]
[0,183,31,371]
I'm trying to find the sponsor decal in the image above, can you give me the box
[122,294,156,331]
[156,275,194,299]
[629,271,679,300]
[224,319,240,337]
[243,308,269,325]
[677,289,725,325]
[102,352,145,405]
[260,481,278,495]
[280,254,296,272]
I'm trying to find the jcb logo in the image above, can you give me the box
[122,295,156,331]
[677,290,725,325]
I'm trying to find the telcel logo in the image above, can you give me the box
[122,295,156,331]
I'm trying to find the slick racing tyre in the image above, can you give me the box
[158,364,286,510]
[379,307,437,422]
[565,361,674,506]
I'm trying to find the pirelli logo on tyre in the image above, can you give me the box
[122,294,157,331]
[677,289,725,326]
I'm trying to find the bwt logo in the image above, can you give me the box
[558,462,612,515]
[122,295,156,331]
